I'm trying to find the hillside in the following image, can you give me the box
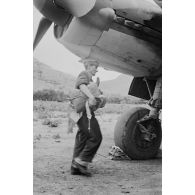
[33,58,76,93]
[33,58,133,96]
[99,74,133,96]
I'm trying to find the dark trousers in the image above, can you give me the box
[72,111,102,163]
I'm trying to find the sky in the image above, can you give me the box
[33,8,120,81]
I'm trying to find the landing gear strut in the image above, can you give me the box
[114,77,162,160]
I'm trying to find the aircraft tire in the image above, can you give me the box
[114,107,161,160]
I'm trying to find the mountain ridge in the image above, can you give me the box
[33,58,133,96]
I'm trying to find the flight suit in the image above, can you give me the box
[72,71,102,163]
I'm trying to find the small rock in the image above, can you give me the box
[40,188,46,193]
[53,134,61,139]
[42,119,51,125]
[121,190,130,194]
[34,134,41,141]
[49,121,58,127]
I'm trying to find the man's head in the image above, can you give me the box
[80,59,99,76]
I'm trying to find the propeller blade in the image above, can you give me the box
[34,0,72,26]
[55,0,96,17]
[33,17,52,50]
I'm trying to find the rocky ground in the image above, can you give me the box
[33,106,161,195]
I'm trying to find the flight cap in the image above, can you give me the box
[79,58,99,69]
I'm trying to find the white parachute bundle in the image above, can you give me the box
[67,82,106,134]
[69,82,106,113]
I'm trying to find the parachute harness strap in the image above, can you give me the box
[85,101,92,132]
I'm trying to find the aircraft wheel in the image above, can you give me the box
[114,107,161,160]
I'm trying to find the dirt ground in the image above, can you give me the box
[33,111,162,195]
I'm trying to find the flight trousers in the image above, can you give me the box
[72,111,102,163]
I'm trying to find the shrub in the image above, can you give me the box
[33,89,70,102]
[33,90,146,104]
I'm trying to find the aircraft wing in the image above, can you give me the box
[34,0,162,78]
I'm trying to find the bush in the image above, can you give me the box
[33,89,69,102]
[33,89,146,104]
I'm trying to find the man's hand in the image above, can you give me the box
[88,96,97,106]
